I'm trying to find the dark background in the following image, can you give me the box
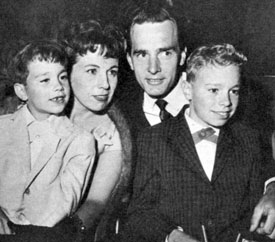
[0,0,274,75]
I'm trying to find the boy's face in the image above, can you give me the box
[184,64,240,128]
[15,59,70,120]
[70,50,118,112]
[127,20,186,98]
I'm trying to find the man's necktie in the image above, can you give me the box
[192,127,218,144]
[155,99,172,121]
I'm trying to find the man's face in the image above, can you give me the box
[184,64,240,128]
[127,20,186,98]
[15,59,70,120]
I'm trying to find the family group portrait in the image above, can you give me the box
[0,0,275,241]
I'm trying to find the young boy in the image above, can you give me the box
[122,44,274,242]
[0,40,95,241]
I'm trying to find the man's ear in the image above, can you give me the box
[14,83,28,101]
[179,47,187,66]
[182,79,192,101]
[126,53,134,70]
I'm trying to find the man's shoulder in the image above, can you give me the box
[117,86,143,108]
[115,88,150,132]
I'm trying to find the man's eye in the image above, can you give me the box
[163,51,172,56]
[209,88,218,93]
[136,52,146,58]
[87,69,97,75]
[231,89,239,96]
[109,70,118,77]
[159,50,174,59]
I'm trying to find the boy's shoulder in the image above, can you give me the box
[0,114,12,132]
[223,119,261,143]
[0,108,21,125]
[0,113,13,121]
[228,119,257,133]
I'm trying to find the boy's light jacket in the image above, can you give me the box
[0,106,95,228]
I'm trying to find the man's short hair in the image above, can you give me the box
[186,43,248,82]
[124,2,180,53]
[13,40,69,85]
[63,20,125,65]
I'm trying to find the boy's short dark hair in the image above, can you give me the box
[13,40,69,85]
[186,43,247,82]
[63,20,125,65]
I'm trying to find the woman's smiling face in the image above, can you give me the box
[70,49,119,112]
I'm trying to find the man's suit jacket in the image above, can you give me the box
[0,106,95,227]
[117,87,150,141]
[122,107,274,242]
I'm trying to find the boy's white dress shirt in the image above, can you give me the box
[184,108,220,180]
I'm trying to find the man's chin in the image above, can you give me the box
[146,89,170,99]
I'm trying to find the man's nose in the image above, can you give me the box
[148,56,161,74]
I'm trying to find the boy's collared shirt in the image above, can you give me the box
[25,106,57,168]
[143,73,189,126]
[184,108,220,181]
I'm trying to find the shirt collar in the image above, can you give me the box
[24,105,37,127]
[23,104,59,130]
[184,107,220,136]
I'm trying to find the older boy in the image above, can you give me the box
[0,40,95,241]
[122,44,275,242]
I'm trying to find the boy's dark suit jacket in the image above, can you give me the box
[121,106,275,242]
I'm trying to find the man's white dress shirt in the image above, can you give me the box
[143,74,189,126]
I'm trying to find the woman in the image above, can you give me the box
[62,20,132,241]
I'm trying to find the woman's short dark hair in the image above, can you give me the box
[63,20,125,65]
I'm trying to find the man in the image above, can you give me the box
[118,2,275,240]
[118,4,189,140]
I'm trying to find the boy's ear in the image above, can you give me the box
[14,83,28,101]
[126,53,134,70]
[179,47,187,66]
[182,79,192,101]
